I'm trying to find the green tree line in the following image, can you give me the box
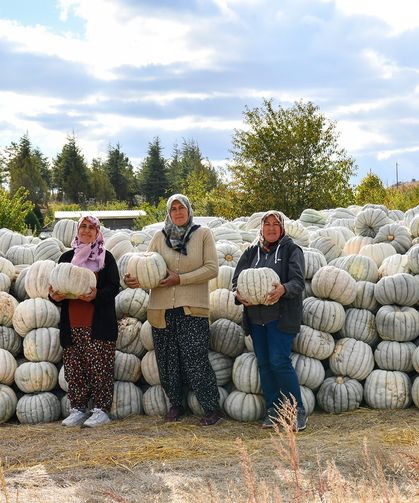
[1,100,417,234]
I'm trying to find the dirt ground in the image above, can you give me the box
[1,407,418,503]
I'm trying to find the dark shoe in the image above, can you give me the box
[295,407,307,432]
[261,407,277,429]
[165,406,184,422]
[199,409,223,426]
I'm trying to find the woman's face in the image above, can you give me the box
[262,215,282,243]
[170,200,189,226]
[77,219,98,244]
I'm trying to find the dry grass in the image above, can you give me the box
[0,407,418,503]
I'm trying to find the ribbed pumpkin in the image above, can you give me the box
[374,273,419,307]
[364,370,412,409]
[406,244,419,274]
[209,265,234,292]
[354,208,390,238]
[115,288,149,321]
[378,254,409,277]
[142,384,170,416]
[299,208,327,228]
[358,242,397,268]
[413,346,419,373]
[342,236,374,256]
[302,297,346,333]
[0,292,19,327]
[338,308,379,345]
[209,288,243,325]
[139,320,154,351]
[209,318,245,358]
[12,298,60,336]
[373,223,412,254]
[311,266,356,305]
[232,352,261,394]
[224,390,265,422]
[0,384,17,423]
[23,327,63,363]
[208,350,233,386]
[309,236,342,263]
[49,262,97,299]
[215,241,242,268]
[52,218,78,247]
[374,341,416,372]
[140,350,160,385]
[0,272,11,293]
[126,251,167,289]
[11,266,29,301]
[333,254,379,283]
[292,325,335,360]
[114,350,142,383]
[236,267,280,305]
[116,317,144,357]
[16,392,61,424]
[412,377,419,408]
[34,238,64,262]
[349,281,379,311]
[329,338,374,380]
[300,385,316,415]
[0,231,27,255]
[0,257,15,281]
[110,381,143,419]
[284,220,310,247]
[14,361,58,393]
[375,305,419,342]
[0,326,22,356]
[187,386,228,416]
[5,244,36,266]
[303,249,327,279]
[291,353,325,390]
[25,260,56,299]
[317,376,363,413]
[0,348,17,385]
[58,365,68,392]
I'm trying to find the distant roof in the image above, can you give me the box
[143,216,218,231]
[55,210,146,219]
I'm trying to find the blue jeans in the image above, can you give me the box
[250,321,303,410]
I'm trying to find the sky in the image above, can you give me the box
[1,0,419,187]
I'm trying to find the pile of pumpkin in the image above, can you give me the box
[0,203,418,425]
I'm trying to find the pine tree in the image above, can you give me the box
[138,137,168,205]
[104,143,137,203]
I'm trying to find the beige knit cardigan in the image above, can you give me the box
[146,226,218,328]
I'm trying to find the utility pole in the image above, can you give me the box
[395,162,399,189]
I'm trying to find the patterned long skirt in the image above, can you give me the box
[152,308,219,413]
[63,327,116,411]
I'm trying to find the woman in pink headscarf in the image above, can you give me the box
[49,215,119,428]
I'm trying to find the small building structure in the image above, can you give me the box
[54,210,146,230]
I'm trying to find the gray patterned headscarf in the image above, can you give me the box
[163,194,200,255]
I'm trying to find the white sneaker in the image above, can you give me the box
[82,408,110,428]
[62,408,90,426]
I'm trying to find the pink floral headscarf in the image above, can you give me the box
[71,215,105,272]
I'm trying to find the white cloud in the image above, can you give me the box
[335,120,388,152]
[377,144,419,160]
[335,0,419,35]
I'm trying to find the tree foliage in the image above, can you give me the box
[229,99,356,219]
[355,172,387,205]
[89,158,116,203]
[52,135,91,204]
[137,137,168,205]
[0,187,34,233]
[6,134,50,205]
[103,144,137,204]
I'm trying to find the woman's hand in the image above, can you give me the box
[79,287,97,302]
[235,289,252,307]
[124,273,141,289]
[48,285,67,303]
[266,282,285,305]
[159,270,180,287]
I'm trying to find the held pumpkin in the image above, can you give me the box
[49,262,97,299]
[126,251,167,289]
[236,267,280,305]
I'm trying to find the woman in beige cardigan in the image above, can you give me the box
[125,194,222,426]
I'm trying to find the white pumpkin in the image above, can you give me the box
[49,262,97,299]
[25,260,56,299]
[126,251,167,289]
[236,267,280,305]
[364,370,412,409]
[16,392,61,424]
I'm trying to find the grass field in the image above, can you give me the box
[1,407,418,503]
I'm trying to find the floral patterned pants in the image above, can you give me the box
[63,327,116,411]
[152,308,219,414]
